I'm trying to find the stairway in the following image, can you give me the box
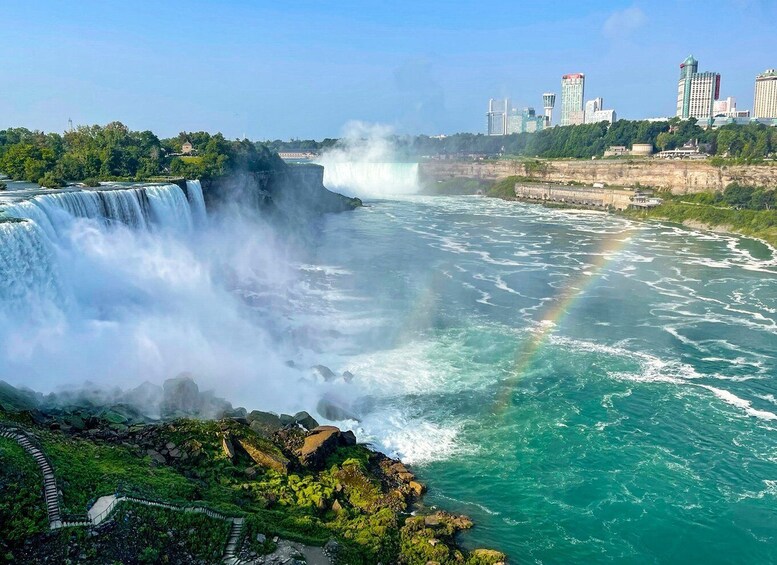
[223,517,245,562]
[1,423,249,561]
[0,425,62,528]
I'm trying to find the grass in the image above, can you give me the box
[0,437,48,558]
[40,432,197,513]
[1,413,506,565]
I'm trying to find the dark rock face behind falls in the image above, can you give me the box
[197,163,361,219]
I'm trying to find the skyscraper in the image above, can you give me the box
[753,69,777,119]
[560,74,585,126]
[487,98,510,136]
[542,93,556,128]
[676,55,720,120]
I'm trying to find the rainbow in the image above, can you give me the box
[494,228,636,412]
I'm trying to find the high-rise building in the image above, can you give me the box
[584,97,617,124]
[506,108,521,134]
[542,93,556,128]
[560,74,585,126]
[753,69,777,119]
[487,98,510,135]
[676,55,720,120]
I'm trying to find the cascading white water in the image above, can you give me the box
[99,188,148,230]
[0,220,62,308]
[185,180,207,227]
[0,181,205,312]
[319,162,420,198]
[145,184,194,232]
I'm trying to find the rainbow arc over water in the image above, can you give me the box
[495,229,636,412]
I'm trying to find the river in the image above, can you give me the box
[298,195,777,564]
[2,181,776,563]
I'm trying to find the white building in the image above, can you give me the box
[560,74,585,126]
[584,97,617,124]
[676,55,720,120]
[713,97,749,118]
[754,69,777,119]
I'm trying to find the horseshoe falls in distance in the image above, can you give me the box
[294,185,777,563]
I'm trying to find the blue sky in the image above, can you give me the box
[1,0,775,139]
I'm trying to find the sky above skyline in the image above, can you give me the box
[2,0,776,140]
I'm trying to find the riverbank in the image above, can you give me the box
[485,175,777,248]
[622,199,777,248]
[0,377,506,565]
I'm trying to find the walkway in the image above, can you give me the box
[0,423,247,563]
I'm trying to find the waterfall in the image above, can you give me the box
[185,180,207,227]
[99,188,148,230]
[145,184,193,232]
[0,220,62,309]
[319,162,420,199]
[1,182,202,237]
[0,180,205,312]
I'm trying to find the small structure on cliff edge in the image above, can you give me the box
[514,182,662,210]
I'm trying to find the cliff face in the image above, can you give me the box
[200,163,360,217]
[420,160,777,194]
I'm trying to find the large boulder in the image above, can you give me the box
[311,365,337,382]
[237,437,290,474]
[316,398,360,422]
[160,375,202,417]
[248,410,284,436]
[293,411,319,431]
[297,425,341,469]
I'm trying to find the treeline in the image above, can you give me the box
[261,138,338,153]
[404,119,777,161]
[678,182,776,211]
[0,123,284,187]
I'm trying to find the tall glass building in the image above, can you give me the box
[676,55,720,119]
[560,74,585,126]
[487,98,510,135]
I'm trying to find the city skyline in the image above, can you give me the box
[1,1,776,139]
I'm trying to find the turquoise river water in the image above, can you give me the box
[297,195,777,564]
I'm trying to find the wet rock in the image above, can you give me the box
[312,365,337,381]
[222,436,235,460]
[247,411,283,436]
[297,425,341,469]
[160,375,201,417]
[340,430,357,446]
[409,481,425,496]
[293,411,319,431]
[146,449,166,465]
[342,370,354,383]
[471,548,507,564]
[279,413,295,426]
[316,398,360,422]
[237,438,290,474]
